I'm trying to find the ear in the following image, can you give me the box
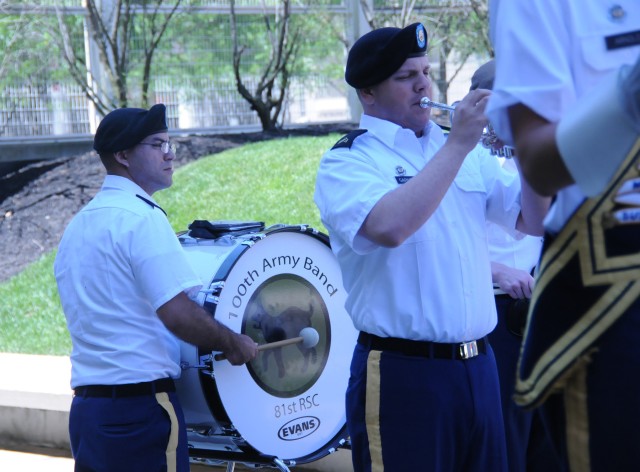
[358,87,376,106]
[113,150,130,168]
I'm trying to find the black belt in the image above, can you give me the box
[358,332,487,360]
[74,378,175,398]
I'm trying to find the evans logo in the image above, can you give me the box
[277,416,320,441]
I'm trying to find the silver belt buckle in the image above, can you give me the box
[459,340,479,359]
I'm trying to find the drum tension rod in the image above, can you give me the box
[180,354,215,372]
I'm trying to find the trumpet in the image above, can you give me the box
[419,97,455,113]
[419,97,512,156]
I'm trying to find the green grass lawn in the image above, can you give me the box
[0,133,342,356]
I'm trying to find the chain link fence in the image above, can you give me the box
[0,1,351,139]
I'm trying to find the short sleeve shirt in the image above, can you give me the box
[314,115,522,342]
[487,158,543,273]
[54,175,202,388]
[486,0,640,233]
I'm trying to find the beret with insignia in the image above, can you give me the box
[345,22,428,89]
[94,104,168,154]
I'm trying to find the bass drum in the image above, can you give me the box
[175,223,356,467]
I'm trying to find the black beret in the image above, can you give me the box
[470,60,495,91]
[93,104,168,153]
[345,22,428,89]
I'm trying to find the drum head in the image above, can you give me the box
[184,227,356,463]
[243,273,330,398]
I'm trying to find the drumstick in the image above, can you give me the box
[214,327,319,361]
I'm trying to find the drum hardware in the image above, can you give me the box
[200,282,225,306]
[179,233,263,248]
[180,354,214,370]
[180,354,216,378]
[187,219,265,239]
[176,224,356,469]
[266,223,308,233]
[213,327,320,361]
[191,456,291,472]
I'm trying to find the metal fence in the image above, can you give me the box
[156,76,350,131]
[0,83,91,137]
[2,0,347,10]
[0,75,350,139]
[0,0,353,140]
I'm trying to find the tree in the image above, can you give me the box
[427,0,491,103]
[51,0,182,115]
[359,0,418,29]
[229,0,300,132]
[0,2,70,136]
[356,0,491,104]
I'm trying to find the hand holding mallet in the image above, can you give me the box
[214,327,320,362]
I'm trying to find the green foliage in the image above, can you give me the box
[426,0,490,58]
[0,134,339,356]
[110,7,345,100]
[291,10,346,80]
[158,14,236,77]
[156,134,334,231]
[0,252,71,355]
[0,14,83,85]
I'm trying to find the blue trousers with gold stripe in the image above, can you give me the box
[540,296,640,472]
[346,342,507,472]
[69,390,189,472]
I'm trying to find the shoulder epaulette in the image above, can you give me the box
[331,129,368,150]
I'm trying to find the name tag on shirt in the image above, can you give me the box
[605,29,640,50]
[396,176,413,184]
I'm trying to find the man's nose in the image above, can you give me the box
[416,74,431,92]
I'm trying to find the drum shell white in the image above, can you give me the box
[176,226,356,464]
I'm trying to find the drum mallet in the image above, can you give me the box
[214,327,320,361]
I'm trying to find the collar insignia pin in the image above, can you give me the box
[609,5,626,22]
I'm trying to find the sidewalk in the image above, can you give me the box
[0,353,352,471]
[0,446,73,472]
[0,447,352,471]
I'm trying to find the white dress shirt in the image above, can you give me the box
[54,175,202,388]
[487,157,543,273]
[314,115,522,342]
[486,0,640,234]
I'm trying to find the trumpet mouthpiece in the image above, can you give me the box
[419,97,433,109]
[419,97,456,111]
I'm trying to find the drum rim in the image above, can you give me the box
[180,225,353,463]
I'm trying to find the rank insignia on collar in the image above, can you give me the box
[331,129,368,150]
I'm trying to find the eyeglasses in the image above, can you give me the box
[138,140,177,154]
